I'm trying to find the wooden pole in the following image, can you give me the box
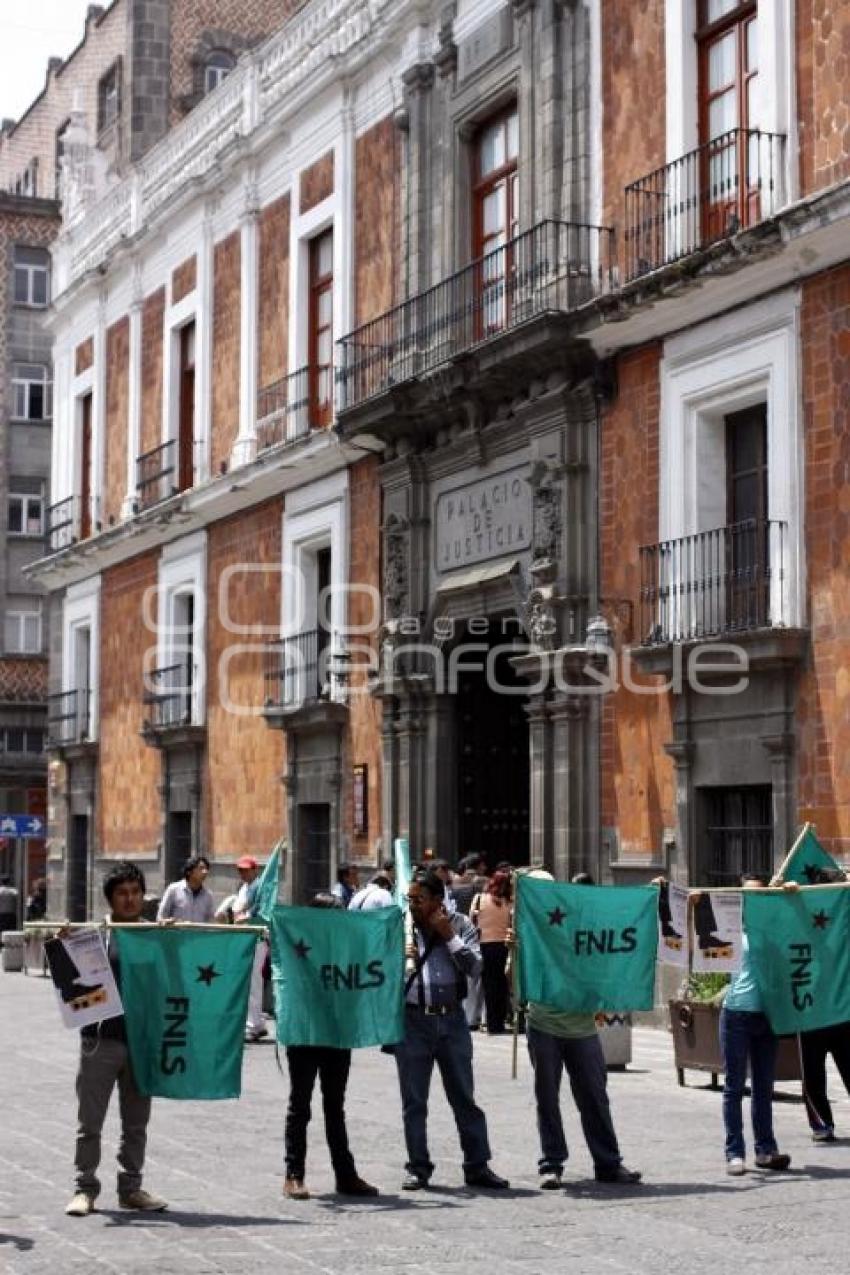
[510,870,520,1080]
[770,821,813,884]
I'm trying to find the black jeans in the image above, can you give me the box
[800,1021,850,1132]
[526,1026,621,1175]
[481,942,509,1034]
[285,1046,357,1183]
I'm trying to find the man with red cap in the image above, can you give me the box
[233,856,267,1042]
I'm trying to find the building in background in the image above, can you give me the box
[28,0,850,920]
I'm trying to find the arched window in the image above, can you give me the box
[204,50,235,94]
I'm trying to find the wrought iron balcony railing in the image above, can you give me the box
[639,519,787,645]
[143,661,195,731]
[46,494,80,552]
[136,439,177,511]
[256,365,330,451]
[336,220,615,413]
[624,128,786,281]
[47,688,92,748]
[264,630,329,710]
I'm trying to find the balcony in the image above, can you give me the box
[142,661,203,746]
[47,689,92,751]
[336,220,615,414]
[46,495,80,553]
[639,519,790,645]
[624,129,786,281]
[263,630,348,731]
[256,365,329,452]
[136,439,177,512]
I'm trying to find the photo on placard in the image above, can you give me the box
[44,931,124,1030]
[658,882,689,967]
[691,891,743,974]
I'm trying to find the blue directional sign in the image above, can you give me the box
[0,815,45,838]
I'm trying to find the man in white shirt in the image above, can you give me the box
[348,861,395,911]
[156,856,215,923]
[234,856,267,1042]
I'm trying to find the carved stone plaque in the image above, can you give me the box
[435,467,532,572]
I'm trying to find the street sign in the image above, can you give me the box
[0,815,45,838]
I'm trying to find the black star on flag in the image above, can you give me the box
[293,938,311,959]
[548,907,566,927]
[812,910,830,930]
[803,864,822,884]
[196,963,221,986]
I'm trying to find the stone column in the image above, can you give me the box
[664,740,695,885]
[549,691,591,880]
[512,0,538,227]
[402,64,435,298]
[122,269,143,519]
[762,731,796,871]
[379,693,399,856]
[394,681,429,855]
[91,291,107,534]
[231,185,260,470]
[424,693,457,855]
[526,692,551,866]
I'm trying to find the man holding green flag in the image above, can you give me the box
[516,871,643,1189]
[274,892,381,1200]
[65,862,168,1218]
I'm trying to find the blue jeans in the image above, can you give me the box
[720,1007,778,1160]
[527,1026,621,1175]
[394,1008,491,1179]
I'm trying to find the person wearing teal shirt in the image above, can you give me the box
[719,874,791,1177]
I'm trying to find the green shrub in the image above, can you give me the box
[686,972,730,1002]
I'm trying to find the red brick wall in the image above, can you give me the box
[75,337,94,376]
[140,287,165,458]
[602,0,666,268]
[258,193,290,391]
[599,344,675,855]
[300,150,334,214]
[211,231,241,476]
[796,264,850,856]
[346,456,383,852]
[98,552,162,857]
[354,117,397,327]
[172,254,197,303]
[797,0,850,196]
[104,317,130,526]
[205,499,285,858]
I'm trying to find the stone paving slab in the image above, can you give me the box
[2,970,850,1274]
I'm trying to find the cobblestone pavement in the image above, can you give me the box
[2,969,850,1275]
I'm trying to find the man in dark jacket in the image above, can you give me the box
[394,869,509,1192]
[64,862,167,1217]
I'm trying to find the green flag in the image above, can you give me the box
[515,878,659,1012]
[270,904,404,1048]
[252,841,284,923]
[393,837,411,909]
[779,826,843,885]
[114,927,257,1099]
[743,888,850,1034]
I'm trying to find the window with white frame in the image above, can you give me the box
[204,50,235,93]
[7,482,44,537]
[11,363,52,421]
[4,601,43,654]
[13,246,49,307]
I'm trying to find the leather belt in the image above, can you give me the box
[405,1003,460,1017]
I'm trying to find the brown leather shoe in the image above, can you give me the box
[283,1176,310,1200]
[336,1176,379,1197]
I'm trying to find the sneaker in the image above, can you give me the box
[401,1172,428,1191]
[336,1176,379,1197]
[726,1157,746,1176]
[594,1165,642,1185]
[65,1192,96,1217]
[283,1176,310,1200]
[118,1189,168,1211]
[539,1172,562,1190]
[245,1026,269,1043]
[812,1127,837,1143]
[754,1152,790,1171]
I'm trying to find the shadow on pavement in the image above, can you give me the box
[0,1233,35,1252]
[562,1180,769,1199]
[98,1210,302,1229]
